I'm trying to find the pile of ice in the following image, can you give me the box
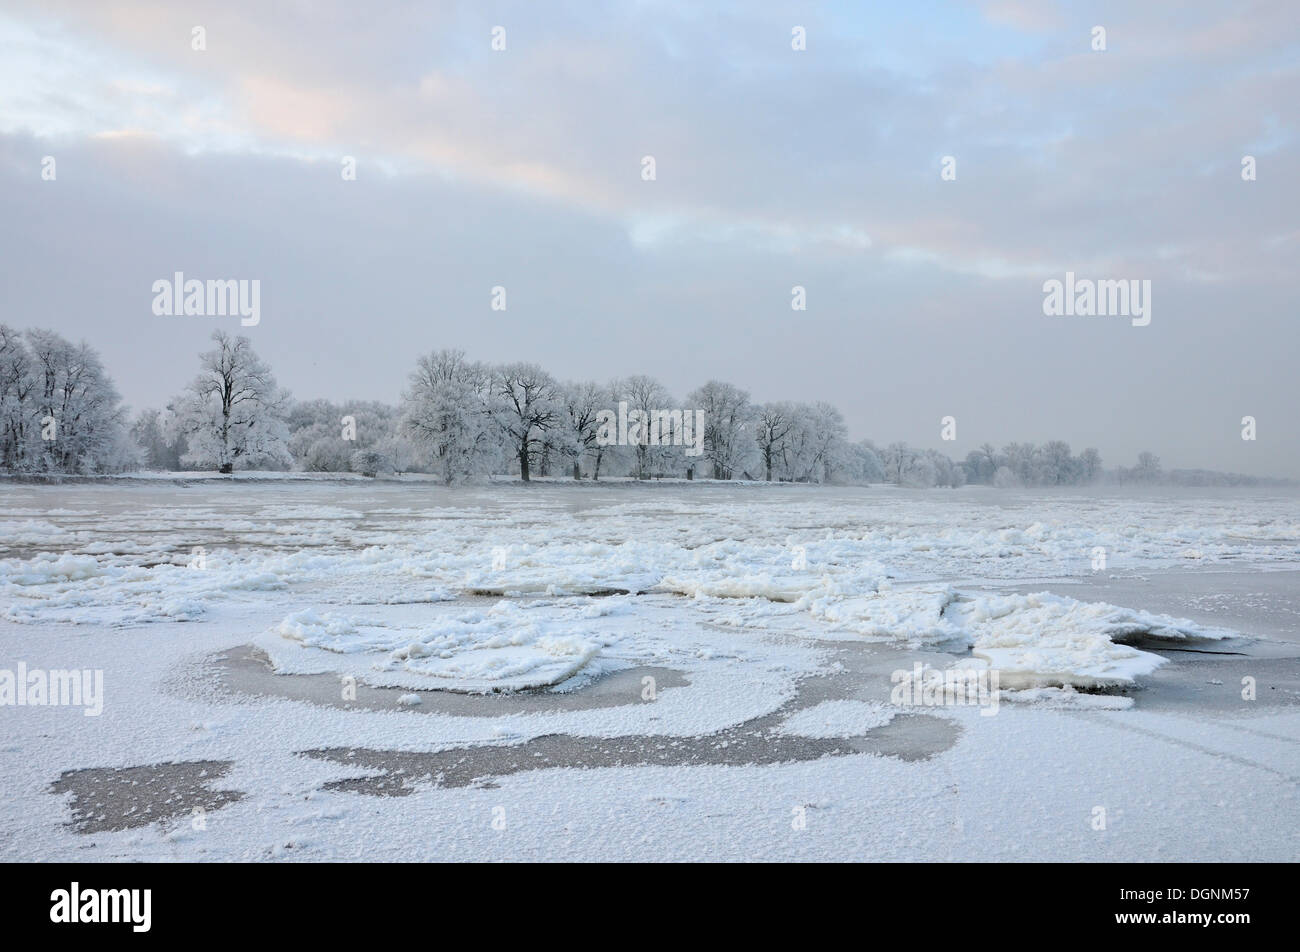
[267,602,605,693]
[800,582,1233,687]
[0,552,285,626]
[1,491,1255,690]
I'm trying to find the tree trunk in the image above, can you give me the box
[219,463,233,475]
[572,461,581,480]
[518,447,530,482]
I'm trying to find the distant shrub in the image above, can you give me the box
[350,449,394,478]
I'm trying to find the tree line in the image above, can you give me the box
[0,326,1277,487]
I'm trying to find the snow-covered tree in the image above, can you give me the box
[964,443,999,484]
[587,380,629,479]
[286,399,352,472]
[1040,440,1075,485]
[0,327,132,473]
[618,375,675,479]
[881,442,909,485]
[925,448,965,487]
[994,442,1037,485]
[487,363,562,482]
[350,448,394,478]
[1078,447,1103,483]
[31,329,134,472]
[561,380,607,479]
[992,464,1021,488]
[287,399,417,474]
[131,408,187,471]
[1132,451,1162,483]
[0,325,37,472]
[755,402,796,482]
[880,442,945,487]
[403,349,498,484]
[687,380,754,480]
[797,401,848,483]
[169,330,291,473]
[844,440,885,484]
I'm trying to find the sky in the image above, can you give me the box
[0,0,1296,476]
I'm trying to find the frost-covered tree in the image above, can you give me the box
[403,349,498,484]
[0,325,37,471]
[169,330,291,473]
[586,379,629,479]
[844,440,885,484]
[0,327,133,473]
[1038,441,1075,485]
[618,375,675,479]
[350,448,394,478]
[925,448,965,487]
[780,415,816,481]
[1000,442,1040,486]
[687,380,754,480]
[561,380,607,479]
[964,443,999,484]
[287,399,417,474]
[755,402,796,482]
[992,464,1021,488]
[30,329,135,472]
[901,452,938,488]
[1133,451,1162,483]
[487,363,562,482]
[880,442,944,487]
[758,401,852,483]
[286,399,352,472]
[798,401,848,483]
[881,442,909,486]
[131,408,187,471]
[1078,447,1103,483]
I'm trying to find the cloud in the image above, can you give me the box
[0,0,1297,474]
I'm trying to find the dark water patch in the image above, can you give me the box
[299,707,957,797]
[49,760,245,833]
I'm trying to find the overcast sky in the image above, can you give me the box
[1,0,1296,476]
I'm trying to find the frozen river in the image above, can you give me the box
[2,477,1297,860]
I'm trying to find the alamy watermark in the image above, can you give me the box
[1,662,103,716]
[891,663,999,716]
[595,402,705,457]
[50,883,150,932]
[152,272,260,326]
[1042,271,1150,326]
